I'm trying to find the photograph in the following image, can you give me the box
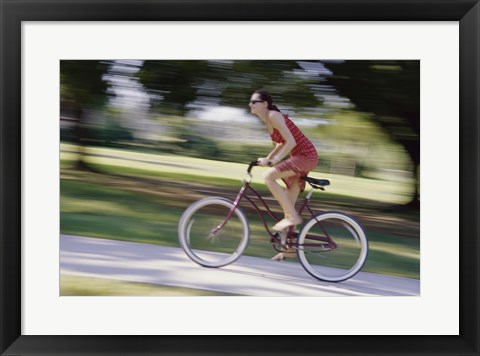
[60,59,420,297]
[2,0,479,354]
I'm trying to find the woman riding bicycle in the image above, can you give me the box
[179,92,367,279]
[249,89,319,259]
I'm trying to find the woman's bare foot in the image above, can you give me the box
[271,248,297,261]
[272,215,302,231]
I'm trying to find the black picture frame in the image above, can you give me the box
[1,0,479,355]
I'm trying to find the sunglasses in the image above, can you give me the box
[249,100,264,104]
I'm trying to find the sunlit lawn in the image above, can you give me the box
[61,143,415,205]
[60,274,240,296]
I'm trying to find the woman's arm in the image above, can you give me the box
[267,143,282,160]
[258,143,282,167]
[267,112,296,165]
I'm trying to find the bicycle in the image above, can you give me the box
[178,161,368,282]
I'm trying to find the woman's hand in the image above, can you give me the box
[257,157,271,167]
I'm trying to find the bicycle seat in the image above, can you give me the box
[302,176,330,190]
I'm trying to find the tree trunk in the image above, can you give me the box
[71,106,98,172]
[402,141,420,209]
[407,163,420,209]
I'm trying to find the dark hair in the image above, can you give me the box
[254,89,281,112]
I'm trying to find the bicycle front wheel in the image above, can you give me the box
[297,212,368,282]
[178,197,250,268]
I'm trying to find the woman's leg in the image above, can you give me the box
[285,178,301,215]
[264,168,297,217]
[265,171,303,260]
[264,168,302,230]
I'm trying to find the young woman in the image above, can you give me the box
[249,90,318,259]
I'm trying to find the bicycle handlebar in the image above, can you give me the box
[247,160,259,173]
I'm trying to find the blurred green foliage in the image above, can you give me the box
[61,107,134,148]
[60,60,111,106]
[138,60,320,113]
[323,60,420,204]
[60,59,420,205]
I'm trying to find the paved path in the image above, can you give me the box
[60,234,420,297]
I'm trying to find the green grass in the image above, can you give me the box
[60,177,419,279]
[61,179,182,246]
[60,274,240,296]
[363,231,420,278]
[60,144,419,280]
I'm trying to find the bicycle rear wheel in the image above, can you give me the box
[297,212,368,282]
[178,197,249,267]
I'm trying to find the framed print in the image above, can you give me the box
[1,0,479,355]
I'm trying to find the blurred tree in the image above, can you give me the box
[137,60,322,154]
[211,60,320,110]
[320,60,420,208]
[138,60,321,115]
[60,60,112,170]
[137,60,419,207]
[138,61,210,115]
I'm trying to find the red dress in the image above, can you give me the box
[270,114,318,192]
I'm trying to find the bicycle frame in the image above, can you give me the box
[240,182,310,239]
[178,163,367,282]
[217,174,336,250]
